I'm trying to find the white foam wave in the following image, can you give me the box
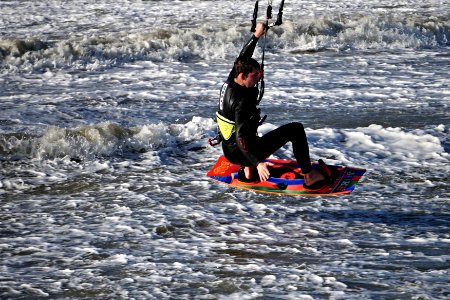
[1,120,447,180]
[1,13,448,73]
[0,117,216,162]
[276,14,449,52]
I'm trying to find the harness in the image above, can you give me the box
[215,112,236,141]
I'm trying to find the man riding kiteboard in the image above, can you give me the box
[212,1,330,190]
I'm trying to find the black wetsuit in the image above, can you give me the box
[218,35,313,174]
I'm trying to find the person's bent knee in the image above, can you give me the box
[285,122,304,132]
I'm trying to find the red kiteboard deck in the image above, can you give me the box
[207,156,366,196]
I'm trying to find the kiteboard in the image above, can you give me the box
[207,156,366,196]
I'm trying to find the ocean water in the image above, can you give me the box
[1,0,449,299]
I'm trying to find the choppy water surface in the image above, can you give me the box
[1,0,449,299]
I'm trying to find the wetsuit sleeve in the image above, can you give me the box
[239,35,260,59]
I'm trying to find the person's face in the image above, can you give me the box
[243,69,261,88]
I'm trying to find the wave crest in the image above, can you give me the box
[0,117,216,162]
[1,13,448,72]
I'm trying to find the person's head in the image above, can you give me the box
[234,57,261,88]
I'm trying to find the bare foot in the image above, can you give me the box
[244,166,255,179]
[304,169,325,186]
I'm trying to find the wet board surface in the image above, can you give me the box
[207,156,366,196]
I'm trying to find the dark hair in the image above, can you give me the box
[233,57,260,78]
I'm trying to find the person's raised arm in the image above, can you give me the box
[239,22,266,58]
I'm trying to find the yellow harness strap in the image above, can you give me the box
[216,112,236,140]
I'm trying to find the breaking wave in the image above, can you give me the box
[0,117,216,162]
[1,13,448,73]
